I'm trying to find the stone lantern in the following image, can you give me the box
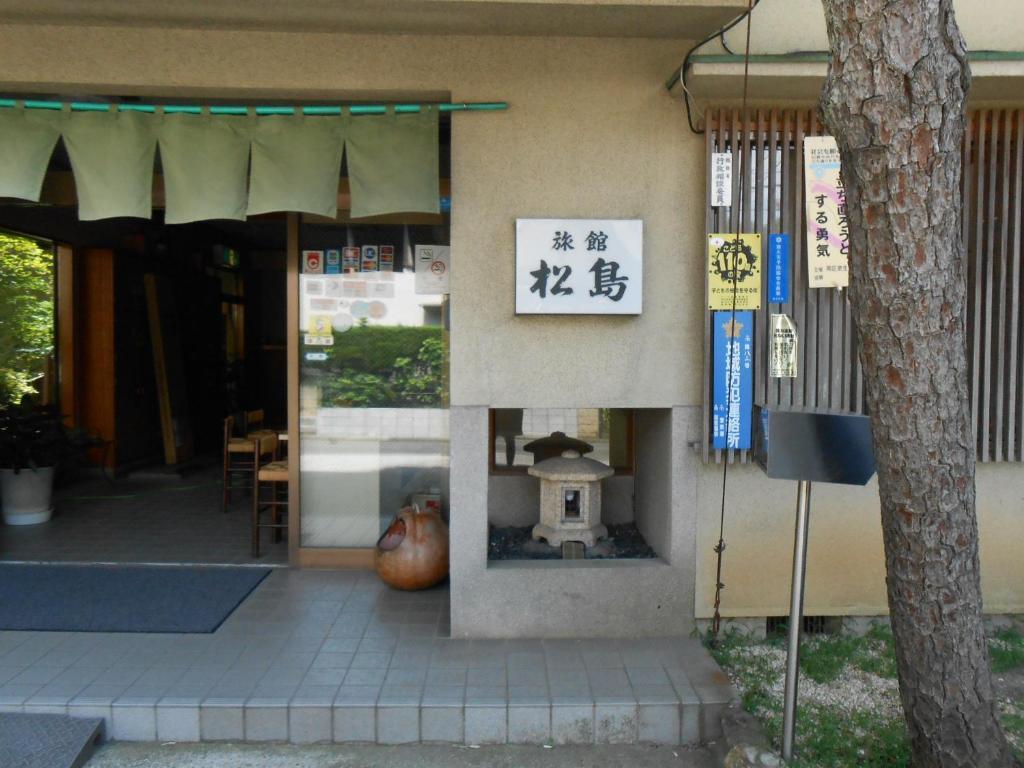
[529,449,612,548]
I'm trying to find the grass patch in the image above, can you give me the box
[787,707,910,768]
[989,628,1024,673]
[708,622,1021,767]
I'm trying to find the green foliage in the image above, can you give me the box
[989,628,1024,673]
[0,234,54,405]
[0,402,92,471]
[311,326,447,408]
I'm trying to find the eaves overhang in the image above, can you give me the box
[676,51,1024,105]
[0,0,750,39]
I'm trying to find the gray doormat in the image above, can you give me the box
[0,713,103,768]
[0,563,270,633]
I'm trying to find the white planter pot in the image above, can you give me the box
[0,466,54,525]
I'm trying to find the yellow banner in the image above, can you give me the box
[803,136,850,288]
[707,233,762,311]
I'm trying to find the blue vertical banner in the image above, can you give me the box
[767,233,790,304]
[712,311,754,450]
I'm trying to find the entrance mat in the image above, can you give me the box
[0,563,270,633]
[0,713,103,768]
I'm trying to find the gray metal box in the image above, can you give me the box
[753,406,876,485]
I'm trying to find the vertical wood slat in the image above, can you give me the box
[754,109,767,411]
[1009,111,1023,461]
[697,107,1024,464]
[983,109,998,462]
[971,111,986,459]
[996,111,1012,461]
[784,109,798,409]
[767,108,780,407]
[702,109,717,464]
[793,110,808,410]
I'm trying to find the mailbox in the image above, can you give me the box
[753,406,876,486]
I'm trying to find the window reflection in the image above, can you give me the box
[298,223,449,548]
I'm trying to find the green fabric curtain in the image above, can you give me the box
[247,114,347,218]
[62,110,158,220]
[0,107,63,202]
[346,109,439,219]
[0,107,443,221]
[158,114,252,224]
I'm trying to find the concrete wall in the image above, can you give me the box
[722,0,1024,55]
[634,409,673,561]
[451,405,699,638]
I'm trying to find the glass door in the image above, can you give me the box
[295,219,449,551]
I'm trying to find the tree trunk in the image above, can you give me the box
[819,1,1017,766]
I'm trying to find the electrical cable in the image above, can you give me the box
[671,0,761,134]
[710,0,756,642]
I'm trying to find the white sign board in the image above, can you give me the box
[711,152,733,208]
[415,245,450,294]
[515,218,643,315]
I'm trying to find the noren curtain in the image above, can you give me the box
[0,106,440,222]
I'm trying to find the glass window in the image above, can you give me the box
[297,222,449,548]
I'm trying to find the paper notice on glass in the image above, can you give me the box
[770,313,798,378]
[803,136,850,288]
[415,245,450,294]
[711,152,733,208]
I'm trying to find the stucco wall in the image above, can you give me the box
[722,0,1024,55]
[695,459,1024,618]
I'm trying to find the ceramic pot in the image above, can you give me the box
[375,505,449,590]
[0,466,54,525]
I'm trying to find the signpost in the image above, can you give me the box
[514,218,643,315]
[753,406,876,761]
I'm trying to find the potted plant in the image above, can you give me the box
[0,402,85,525]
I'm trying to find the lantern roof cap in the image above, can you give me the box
[528,450,613,481]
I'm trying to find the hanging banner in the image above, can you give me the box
[770,314,798,378]
[712,311,754,450]
[767,233,790,304]
[708,234,762,311]
[710,152,733,208]
[803,136,850,288]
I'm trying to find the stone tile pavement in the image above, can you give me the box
[0,569,735,746]
[0,465,287,566]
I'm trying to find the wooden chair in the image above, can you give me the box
[222,414,278,513]
[253,450,288,557]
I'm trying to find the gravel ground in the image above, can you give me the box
[488,523,657,561]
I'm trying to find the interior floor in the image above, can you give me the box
[0,464,287,566]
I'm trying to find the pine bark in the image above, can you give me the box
[819,1,1017,765]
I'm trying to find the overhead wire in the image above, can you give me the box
[670,0,761,134]
[710,0,757,642]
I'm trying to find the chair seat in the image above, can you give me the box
[228,430,278,454]
[258,459,289,482]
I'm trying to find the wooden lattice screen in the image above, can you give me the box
[702,108,1024,464]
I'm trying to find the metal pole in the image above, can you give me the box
[0,99,508,115]
[782,479,812,762]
